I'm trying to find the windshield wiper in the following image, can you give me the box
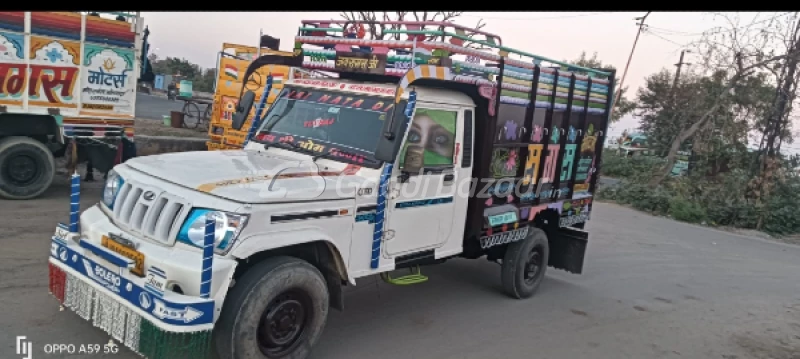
[311,151,337,163]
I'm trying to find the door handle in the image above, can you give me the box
[443,174,455,182]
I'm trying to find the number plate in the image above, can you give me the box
[101,235,145,277]
[488,212,518,227]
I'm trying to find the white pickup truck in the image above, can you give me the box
[47,20,614,359]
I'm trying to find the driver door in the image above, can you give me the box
[384,104,462,257]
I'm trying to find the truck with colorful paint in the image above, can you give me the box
[0,11,142,199]
[47,20,614,359]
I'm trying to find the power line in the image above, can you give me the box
[461,12,613,21]
[644,12,793,38]
[644,30,687,47]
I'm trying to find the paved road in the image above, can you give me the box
[2,179,799,359]
[135,92,184,121]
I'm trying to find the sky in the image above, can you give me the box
[139,11,798,153]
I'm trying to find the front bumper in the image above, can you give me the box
[47,217,235,358]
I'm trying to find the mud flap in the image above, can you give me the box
[547,227,588,274]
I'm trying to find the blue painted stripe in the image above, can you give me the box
[370,163,392,269]
[31,27,81,41]
[355,211,376,223]
[244,75,273,146]
[85,35,134,48]
[199,216,214,298]
[148,266,166,277]
[69,174,80,233]
[0,22,23,32]
[78,239,134,268]
[144,284,165,298]
[394,196,454,209]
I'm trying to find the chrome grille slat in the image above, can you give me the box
[108,180,189,245]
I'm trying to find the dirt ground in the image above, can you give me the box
[134,118,209,138]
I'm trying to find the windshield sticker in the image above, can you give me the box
[297,139,326,152]
[257,131,378,167]
[304,118,335,128]
[280,89,396,113]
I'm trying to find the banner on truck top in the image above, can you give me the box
[79,44,136,115]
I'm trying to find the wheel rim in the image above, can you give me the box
[257,289,312,357]
[524,245,544,285]
[3,153,39,186]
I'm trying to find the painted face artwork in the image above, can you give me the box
[400,108,457,168]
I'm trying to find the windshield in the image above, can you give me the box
[254,86,399,167]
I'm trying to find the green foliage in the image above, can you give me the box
[668,197,707,224]
[599,153,665,182]
[598,165,800,235]
[148,54,217,93]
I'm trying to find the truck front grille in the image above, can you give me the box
[112,182,187,244]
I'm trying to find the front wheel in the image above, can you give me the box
[215,256,329,359]
[0,136,55,200]
[501,227,549,299]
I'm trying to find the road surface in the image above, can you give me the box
[1,179,798,359]
[135,92,184,121]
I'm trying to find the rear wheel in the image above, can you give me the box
[215,256,329,359]
[501,227,549,299]
[0,136,55,200]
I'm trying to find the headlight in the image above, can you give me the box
[177,209,249,254]
[102,170,124,209]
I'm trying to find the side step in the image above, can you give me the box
[380,266,428,285]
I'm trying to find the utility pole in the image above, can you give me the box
[672,49,691,95]
[610,11,651,119]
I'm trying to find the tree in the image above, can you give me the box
[648,12,800,187]
[568,51,635,123]
[148,56,216,92]
[636,68,774,175]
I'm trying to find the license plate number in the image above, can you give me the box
[102,235,145,277]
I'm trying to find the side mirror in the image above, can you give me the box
[232,90,256,131]
[374,100,410,162]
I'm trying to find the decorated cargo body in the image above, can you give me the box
[48,19,614,359]
[0,11,143,199]
[207,41,322,150]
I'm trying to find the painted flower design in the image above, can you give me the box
[45,48,62,63]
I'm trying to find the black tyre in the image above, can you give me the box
[501,227,549,299]
[215,256,329,359]
[0,136,55,200]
